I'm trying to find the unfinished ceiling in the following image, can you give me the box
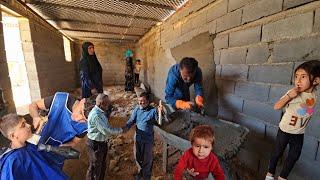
[23,0,189,43]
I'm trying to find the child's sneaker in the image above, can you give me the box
[265,175,274,180]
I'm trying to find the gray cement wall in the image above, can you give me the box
[137,0,320,179]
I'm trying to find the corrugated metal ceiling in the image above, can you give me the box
[22,0,189,43]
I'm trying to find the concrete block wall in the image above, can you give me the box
[137,0,320,178]
[74,41,135,86]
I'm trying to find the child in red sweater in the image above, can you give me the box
[174,125,225,180]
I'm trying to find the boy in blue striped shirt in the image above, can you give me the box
[124,92,162,180]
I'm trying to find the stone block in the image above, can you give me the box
[219,94,244,112]
[243,100,282,125]
[268,85,292,104]
[246,43,269,64]
[216,79,236,94]
[262,12,313,42]
[213,34,228,50]
[228,0,253,12]
[248,64,293,84]
[242,0,283,23]
[216,9,242,32]
[220,47,247,64]
[206,0,228,22]
[229,26,261,47]
[272,36,320,62]
[235,82,270,102]
[283,0,314,10]
[234,112,266,138]
[220,64,248,80]
[214,50,221,64]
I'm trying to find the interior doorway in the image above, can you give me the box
[2,12,32,114]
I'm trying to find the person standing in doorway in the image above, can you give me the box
[125,57,134,92]
[79,42,103,98]
[134,59,142,85]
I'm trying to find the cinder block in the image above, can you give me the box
[234,112,266,138]
[214,50,221,64]
[192,11,207,30]
[235,82,270,102]
[305,115,320,139]
[242,0,282,24]
[246,43,269,64]
[220,47,247,64]
[228,0,253,12]
[289,158,320,180]
[206,0,228,22]
[181,18,193,35]
[229,26,261,47]
[283,0,314,10]
[248,64,293,84]
[268,85,292,104]
[215,65,221,77]
[217,106,234,121]
[213,34,228,50]
[220,64,248,80]
[216,79,236,94]
[300,135,318,161]
[216,9,242,32]
[219,93,244,112]
[208,20,217,34]
[272,36,320,63]
[265,124,279,140]
[243,100,282,126]
[262,12,313,42]
[313,8,320,32]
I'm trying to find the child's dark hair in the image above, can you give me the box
[189,125,215,145]
[0,114,23,139]
[83,95,97,118]
[295,60,320,85]
[139,92,151,101]
[180,57,198,74]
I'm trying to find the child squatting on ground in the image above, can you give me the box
[123,92,162,180]
[266,60,320,180]
[0,114,68,180]
[174,125,225,180]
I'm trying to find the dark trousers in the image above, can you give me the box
[268,129,304,178]
[134,73,139,84]
[86,139,108,180]
[135,141,153,180]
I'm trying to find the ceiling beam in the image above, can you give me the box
[118,0,175,11]
[73,36,136,42]
[25,0,160,21]
[46,19,148,30]
[60,28,142,37]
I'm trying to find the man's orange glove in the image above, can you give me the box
[195,95,204,108]
[176,100,192,110]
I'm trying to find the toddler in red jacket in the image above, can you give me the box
[174,125,225,180]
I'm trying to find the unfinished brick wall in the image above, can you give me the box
[137,0,320,179]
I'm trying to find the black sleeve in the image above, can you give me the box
[44,95,55,110]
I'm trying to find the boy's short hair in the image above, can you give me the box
[139,92,151,101]
[189,125,215,145]
[0,114,22,139]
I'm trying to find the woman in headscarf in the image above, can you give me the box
[79,42,103,98]
[124,57,134,92]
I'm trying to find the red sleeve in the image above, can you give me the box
[174,149,191,180]
[210,153,225,180]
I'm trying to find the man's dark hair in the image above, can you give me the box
[179,57,198,74]
[139,92,151,101]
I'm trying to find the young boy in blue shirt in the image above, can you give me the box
[0,114,68,180]
[123,92,162,180]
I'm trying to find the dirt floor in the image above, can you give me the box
[64,86,173,180]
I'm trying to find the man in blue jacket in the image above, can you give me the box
[165,57,204,110]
